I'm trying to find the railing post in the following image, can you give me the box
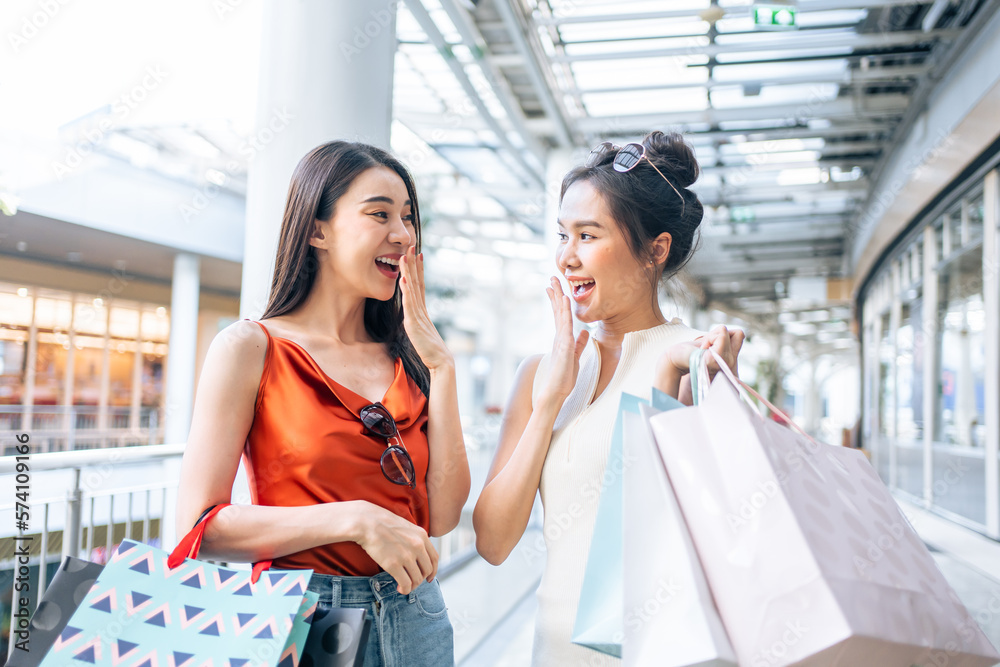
[63,468,82,561]
[67,406,76,452]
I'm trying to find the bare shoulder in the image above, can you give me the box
[508,353,545,407]
[202,320,268,382]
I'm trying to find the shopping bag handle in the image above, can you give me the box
[693,347,813,442]
[166,503,273,583]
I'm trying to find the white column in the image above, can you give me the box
[240,0,398,319]
[804,353,822,435]
[922,224,938,506]
[983,168,999,538]
[130,311,144,434]
[63,294,76,441]
[98,306,112,442]
[23,292,37,431]
[164,254,200,444]
[871,313,884,475]
[889,262,902,490]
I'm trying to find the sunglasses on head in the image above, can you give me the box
[360,402,416,488]
[586,141,685,216]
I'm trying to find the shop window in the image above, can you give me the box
[33,339,66,406]
[877,314,893,441]
[0,339,26,406]
[936,247,986,448]
[74,300,108,336]
[897,300,922,443]
[965,191,985,245]
[73,336,105,406]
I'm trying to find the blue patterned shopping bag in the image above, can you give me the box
[38,505,315,667]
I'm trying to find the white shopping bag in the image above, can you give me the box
[621,396,737,667]
[647,350,1000,667]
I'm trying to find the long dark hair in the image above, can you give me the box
[561,131,704,281]
[261,141,430,395]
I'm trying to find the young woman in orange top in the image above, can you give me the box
[176,141,470,666]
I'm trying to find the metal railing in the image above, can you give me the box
[0,429,500,658]
[0,405,163,454]
[0,444,182,658]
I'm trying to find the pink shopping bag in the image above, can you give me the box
[647,350,1000,667]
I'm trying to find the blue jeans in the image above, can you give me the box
[306,570,454,667]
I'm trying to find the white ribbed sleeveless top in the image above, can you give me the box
[529,319,699,666]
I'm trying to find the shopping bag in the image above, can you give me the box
[6,557,105,667]
[648,349,1000,667]
[571,392,647,657]
[621,396,737,667]
[302,606,371,667]
[38,504,316,667]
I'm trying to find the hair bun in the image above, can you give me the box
[642,131,699,189]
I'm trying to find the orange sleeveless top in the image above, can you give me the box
[242,321,431,576]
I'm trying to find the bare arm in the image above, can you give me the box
[473,355,560,565]
[176,320,437,593]
[473,278,589,565]
[424,361,471,536]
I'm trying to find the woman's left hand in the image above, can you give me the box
[654,326,745,400]
[399,246,453,371]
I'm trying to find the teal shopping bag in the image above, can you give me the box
[571,390,684,657]
[39,505,316,667]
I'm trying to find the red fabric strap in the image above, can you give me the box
[165,504,272,583]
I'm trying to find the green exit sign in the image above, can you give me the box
[753,4,797,29]
[730,207,756,223]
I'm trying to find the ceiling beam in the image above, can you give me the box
[547,30,959,64]
[565,65,929,96]
[403,0,544,185]
[701,160,875,176]
[688,256,843,277]
[573,95,909,133]
[705,228,846,246]
[436,0,547,164]
[706,213,851,226]
[535,0,942,26]
[491,0,575,147]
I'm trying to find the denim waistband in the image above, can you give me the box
[306,570,415,606]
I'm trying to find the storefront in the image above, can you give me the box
[0,282,171,450]
[859,152,999,537]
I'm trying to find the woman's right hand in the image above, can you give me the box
[540,277,590,404]
[353,502,439,595]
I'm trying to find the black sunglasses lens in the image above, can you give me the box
[614,144,643,172]
[586,142,620,167]
[361,405,396,437]
[381,446,415,486]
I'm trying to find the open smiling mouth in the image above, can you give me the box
[375,256,400,278]
[569,279,595,300]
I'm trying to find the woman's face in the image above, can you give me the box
[312,166,415,301]
[556,180,657,323]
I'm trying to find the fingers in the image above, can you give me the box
[386,562,412,596]
[548,278,573,336]
[414,547,434,585]
[428,541,439,582]
[729,329,745,357]
[397,560,422,595]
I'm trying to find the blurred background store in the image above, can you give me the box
[1,0,999,662]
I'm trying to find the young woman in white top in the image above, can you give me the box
[473,131,744,665]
